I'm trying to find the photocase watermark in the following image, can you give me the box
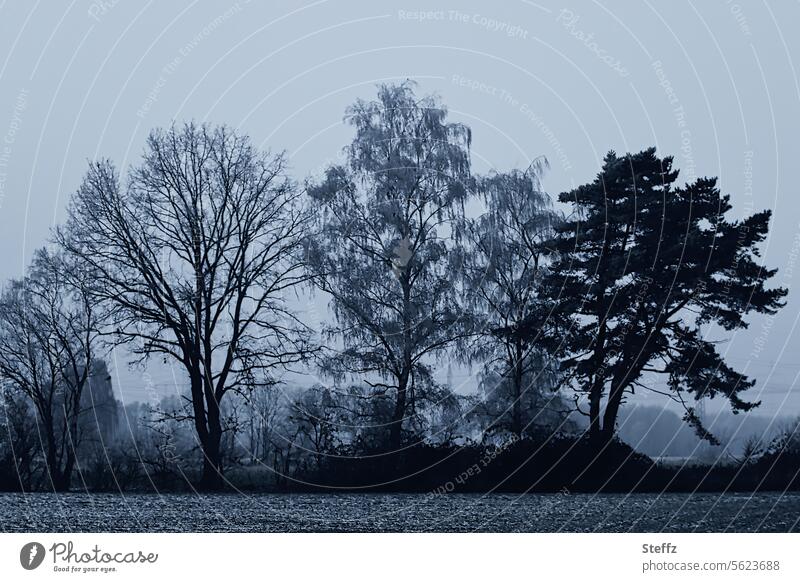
[0,88,28,210]
[451,74,573,171]
[137,2,250,119]
[751,218,800,359]
[726,0,752,37]
[652,60,696,183]
[20,540,158,573]
[397,9,529,39]
[528,486,571,523]
[88,0,122,22]
[140,369,179,463]
[430,434,520,494]
[556,9,629,78]
[20,542,46,570]
[741,150,754,217]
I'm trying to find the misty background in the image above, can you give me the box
[1,0,799,456]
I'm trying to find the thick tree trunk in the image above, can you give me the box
[199,395,224,491]
[189,365,225,491]
[601,360,638,443]
[600,351,643,443]
[200,453,223,490]
[199,428,224,490]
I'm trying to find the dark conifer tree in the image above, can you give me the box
[519,148,786,443]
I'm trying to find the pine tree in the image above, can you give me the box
[523,148,786,444]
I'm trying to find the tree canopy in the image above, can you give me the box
[58,123,313,488]
[306,82,473,449]
[520,148,786,443]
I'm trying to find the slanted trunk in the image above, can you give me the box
[588,385,603,443]
[587,319,608,444]
[601,359,639,444]
[601,381,626,443]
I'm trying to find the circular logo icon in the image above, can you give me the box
[20,542,46,570]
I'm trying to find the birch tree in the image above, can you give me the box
[462,161,562,437]
[307,83,473,449]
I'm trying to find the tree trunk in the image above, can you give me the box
[600,396,621,442]
[601,367,633,443]
[391,270,412,451]
[588,319,607,443]
[199,429,223,490]
[588,385,602,443]
[511,340,523,436]
[188,363,225,490]
[43,427,71,492]
[50,470,71,492]
[45,455,71,492]
[199,397,224,490]
[390,372,408,450]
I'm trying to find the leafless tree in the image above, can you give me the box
[462,162,562,437]
[306,83,473,449]
[0,248,100,491]
[59,123,313,489]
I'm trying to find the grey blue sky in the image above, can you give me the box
[0,1,798,425]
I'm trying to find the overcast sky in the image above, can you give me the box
[1,0,799,427]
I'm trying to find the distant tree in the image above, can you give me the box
[462,160,563,437]
[59,123,313,489]
[411,381,465,444]
[469,362,569,441]
[0,249,100,491]
[519,148,786,444]
[0,390,39,491]
[78,360,118,448]
[306,82,473,449]
[244,386,281,464]
[288,385,342,473]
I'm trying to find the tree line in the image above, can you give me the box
[0,82,787,491]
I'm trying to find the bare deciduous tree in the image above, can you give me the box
[59,123,313,489]
[0,249,99,491]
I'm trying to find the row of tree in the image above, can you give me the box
[0,82,785,490]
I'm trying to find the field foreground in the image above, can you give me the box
[1,492,798,533]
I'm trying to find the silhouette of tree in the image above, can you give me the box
[58,123,313,489]
[306,82,473,449]
[518,148,786,444]
[0,249,100,490]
